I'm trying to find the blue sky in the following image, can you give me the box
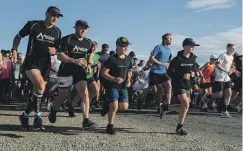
[0,0,242,64]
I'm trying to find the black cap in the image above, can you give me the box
[75,20,89,28]
[129,51,136,57]
[182,38,200,46]
[116,37,131,47]
[46,6,63,17]
[102,44,109,48]
[109,50,115,56]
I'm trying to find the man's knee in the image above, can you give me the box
[110,102,118,112]
[119,103,129,110]
[163,80,172,90]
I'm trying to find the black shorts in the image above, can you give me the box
[23,57,50,81]
[212,81,232,93]
[58,63,86,84]
[87,77,95,84]
[200,83,212,89]
[149,72,171,86]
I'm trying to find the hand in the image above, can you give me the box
[191,71,195,77]
[235,70,241,78]
[201,77,206,84]
[183,73,191,80]
[162,63,169,69]
[113,77,124,84]
[86,64,91,73]
[75,58,86,66]
[48,47,56,56]
[126,80,131,88]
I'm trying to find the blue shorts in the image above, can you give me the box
[108,88,129,103]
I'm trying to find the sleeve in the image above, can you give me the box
[54,29,62,49]
[87,39,94,54]
[150,45,160,57]
[128,59,133,70]
[167,57,182,80]
[18,21,34,38]
[57,37,68,54]
[217,54,225,64]
[104,57,112,69]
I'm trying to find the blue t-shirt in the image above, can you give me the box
[150,45,171,74]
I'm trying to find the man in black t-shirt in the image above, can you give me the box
[102,37,132,135]
[48,20,97,129]
[12,6,63,131]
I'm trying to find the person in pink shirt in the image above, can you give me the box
[0,51,12,103]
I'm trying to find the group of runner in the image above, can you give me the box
[1,6,241,135]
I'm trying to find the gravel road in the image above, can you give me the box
[0,103,241,151]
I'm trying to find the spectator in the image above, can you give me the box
[0,52,12,103]
[12,52,24,101]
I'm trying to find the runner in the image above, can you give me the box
[48,20,97,129]
[199,55,218,111]
[12,6,63,130]
[168,38,199,135]
[149,33,172,119]
[102,37,132,134]
[69,41,100,115]
[212,43,240,117]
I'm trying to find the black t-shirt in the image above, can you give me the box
[18,20,61,59]
[104,54,132,89]
[58,34,93,59]
[57,34,93,71]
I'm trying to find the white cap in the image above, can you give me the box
[210,55,218,59]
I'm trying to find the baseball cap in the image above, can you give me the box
[46,6,63,17]
[75,20,89,28]
[129,51,136,57]
[182,38,200,46]
[116,37,131,47]
[210,54,218,60]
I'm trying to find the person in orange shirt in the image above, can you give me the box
[199,55,218,111]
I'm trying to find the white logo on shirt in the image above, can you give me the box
[36,33,55,41]
[73,46,88,52]
[181,63,193,66]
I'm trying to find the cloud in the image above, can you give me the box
[134,27,242,65]
[185,0,236,11]
[170,27,242,64]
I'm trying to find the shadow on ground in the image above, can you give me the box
[0,124,178,137]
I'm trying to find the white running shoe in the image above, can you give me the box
[220,111,232,118]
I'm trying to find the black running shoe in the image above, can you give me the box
[176,127,188,135]
[68,106,75,117]
[33,118,45,131]
[82,119,98,129]
[68,112,76,117]
[19,113,30,130]
[159,103,164,119]
[48,108,57,123]
[106,124,116,135]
